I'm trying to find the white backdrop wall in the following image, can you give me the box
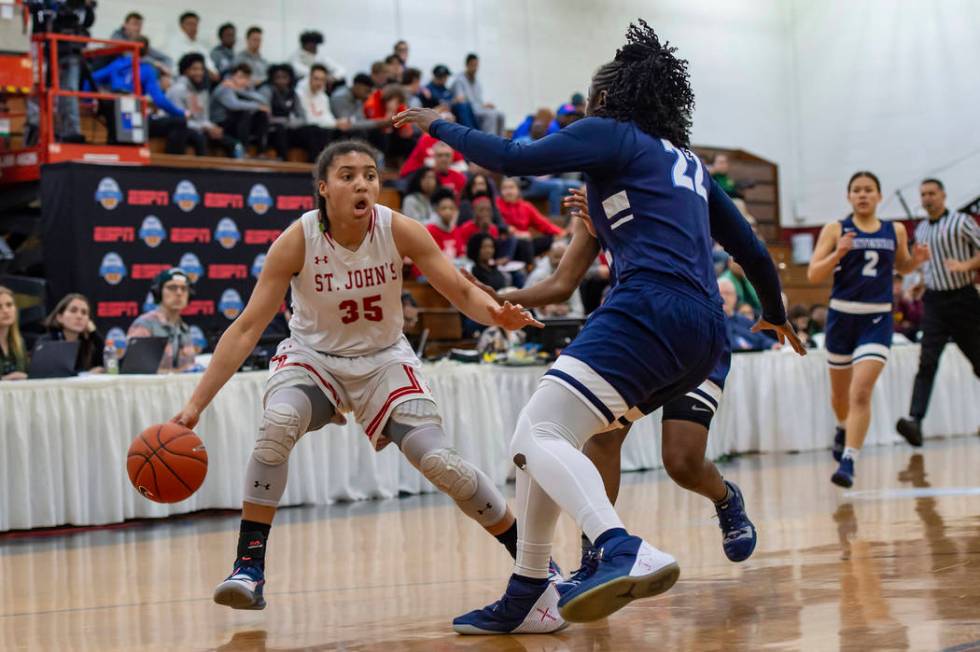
[89,1,979,226]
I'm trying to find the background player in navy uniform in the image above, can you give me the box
[396,20,801,633]
[466,186,805,582]
[807,171,929,488]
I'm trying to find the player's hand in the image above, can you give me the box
[562,187,596,237]
[171,403,201,430]
[392,107,441,132]
[461,268,503,304]
[835,231,856,258]
[944,258,970,273]
[912,243,930,266]
[489,301,544,331]
[752,319,807,356]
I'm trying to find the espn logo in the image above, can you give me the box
[93,226,135,242]
[277,195,314,211]
[208,264,248,279]
[205,193,244,209]
[182,300,215,316]
[171,228,211,243]
[245,229,281,245]
[98,301,139,317]
[127,190,169,206]
[132,264,174,280]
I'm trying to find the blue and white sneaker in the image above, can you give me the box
[832,427,846,462]
[831,456,855,488]
[715,480,757,562]
[453,576,568,635]
[555,547,599,596]
[557,535,679,623]
[213,564,266,610]
[547,559,564,584]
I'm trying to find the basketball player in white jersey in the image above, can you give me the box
[171,140,542,611]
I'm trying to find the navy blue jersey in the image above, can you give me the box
[830,216,896,314]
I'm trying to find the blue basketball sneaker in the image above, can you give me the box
[213,564,266,610]
[832,456,855,488]
[547,558,564,584]
[555,546,599,596]
[832,427,846,462]
[715,480,757,562]
[453,575,568,635]
[557,535,679,623]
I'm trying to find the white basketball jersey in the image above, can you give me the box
[289,206,404,356]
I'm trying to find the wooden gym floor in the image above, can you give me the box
[2,436,978,651]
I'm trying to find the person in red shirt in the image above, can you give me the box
[399,131,466,177]
[496,176,564,257]
[425,187,462,259]
[363,83,415,159]
[432,141,467,195]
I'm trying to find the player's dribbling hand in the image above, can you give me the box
[489,301,544,331]
[392,108,441,132]
[461,268,502,304]
[835,231,856,258]
[171,403,201,430]
[752,319,808,356]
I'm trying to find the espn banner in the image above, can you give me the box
[41,162,314,349]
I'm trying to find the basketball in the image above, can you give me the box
[127,423,208,503]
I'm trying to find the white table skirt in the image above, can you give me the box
[1,345,976,531]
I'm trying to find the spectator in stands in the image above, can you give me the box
[290,31,346,84]
[737,303,757,320]
[570,91,586,114]
[35,0,94,143]
[426,188,462,259]
[459,172,504,228]
[261,63,329,161]
[720,259,762,314]
[168,53,242,157]
[38,294,104,373]
[809,303,828,337]
[0,286,28,381]
[364,83,415,160]
[521,171,583,218]
[467,233,510,291]
[719,277,778,351]
[393,40,410,65]
[210,23,236,78]
[166,12,218,82]
[385,54,405,84]
[401,167,439,223]
[399,130,466,178]
[893,273,925,341]
[210,62,271,157]
[330,73,386,138]
[167,52,239,158]
[233,27,268,86]
[127,268,196,373]
[709,153,740,199]
[297,63,349,141]
[109,12,171,74]
[454,195,501,257]
[451,53,504,135]
[787,304,812,348]
[425,64,478,128]
[431,142,468,195]
[497,177,564,256]
[524,241,585,318]
[402,68,424,109]
[369,61,390,90]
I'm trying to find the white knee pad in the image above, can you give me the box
[254,395,310,466]
[420,447,478,501]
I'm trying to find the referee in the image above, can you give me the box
[896,178,980,445]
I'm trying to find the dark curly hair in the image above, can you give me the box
[590,19,695,148]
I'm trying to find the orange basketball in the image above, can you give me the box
[127,423,208,503]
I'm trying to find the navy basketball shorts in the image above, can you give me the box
[825,308,893,368]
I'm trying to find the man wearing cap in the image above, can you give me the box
[127,268,197,373]
[425,64,478,129]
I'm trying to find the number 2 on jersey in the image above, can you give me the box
[661,139,708,202]
[862,251,879,277]
[339,295,383,324]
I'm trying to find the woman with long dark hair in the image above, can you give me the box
[39,293,105,373]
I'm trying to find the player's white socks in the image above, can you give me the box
[509,381,626,550]
[843,447,860,461]
[513,468,561,579]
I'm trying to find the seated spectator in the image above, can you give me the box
[296,63,349,138]
[458,172,504,228]
[467,233,510,291]
[363,83,416,160]
[512,108,554,143]
[454,194,500,255]
[0,285,28,381]
[108,12,171,74]
[402,68,424,109]
[424,64,478,128]
[233,27,268,86]
[451,53,504,135]
[262,63,331,161]
[709,153,739,199]
[548,97,585,133]
[425,188,462,259]
[330,73,387,138]
[521,172,583,218]
[168,53,242,157]
[369,60,391,90]
[166,12,218,82]
[720,259,762,314]
[210,23,236,78]
[126,269,196,373]
[737,302,757,321]
[385,54,404,84]
[393,40,410,65]
[290,31,346,84]
[787,304,812,348]
[399,131,466,178]
[210,63,271,157]
[893,273,924,341]
[496,177,563,256]
[524,241,585,318]
[38,293,104,373]
[431,142,467,195]
[401,167,439,223]
[809,303,828,337]
[719,278,777,351]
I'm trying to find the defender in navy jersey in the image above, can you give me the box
[397,20,802,633]
[808,171,929,488]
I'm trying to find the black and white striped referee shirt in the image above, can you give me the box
[914,210,980,291]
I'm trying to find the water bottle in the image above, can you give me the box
[104,340,119,375]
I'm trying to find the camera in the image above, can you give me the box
[27,0,96,36]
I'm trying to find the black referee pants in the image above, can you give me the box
[909,286,980,420]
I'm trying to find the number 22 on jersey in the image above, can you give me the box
[662,139,709,202]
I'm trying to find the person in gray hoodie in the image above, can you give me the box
[210,62,271,156]
[167,53,243,157]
